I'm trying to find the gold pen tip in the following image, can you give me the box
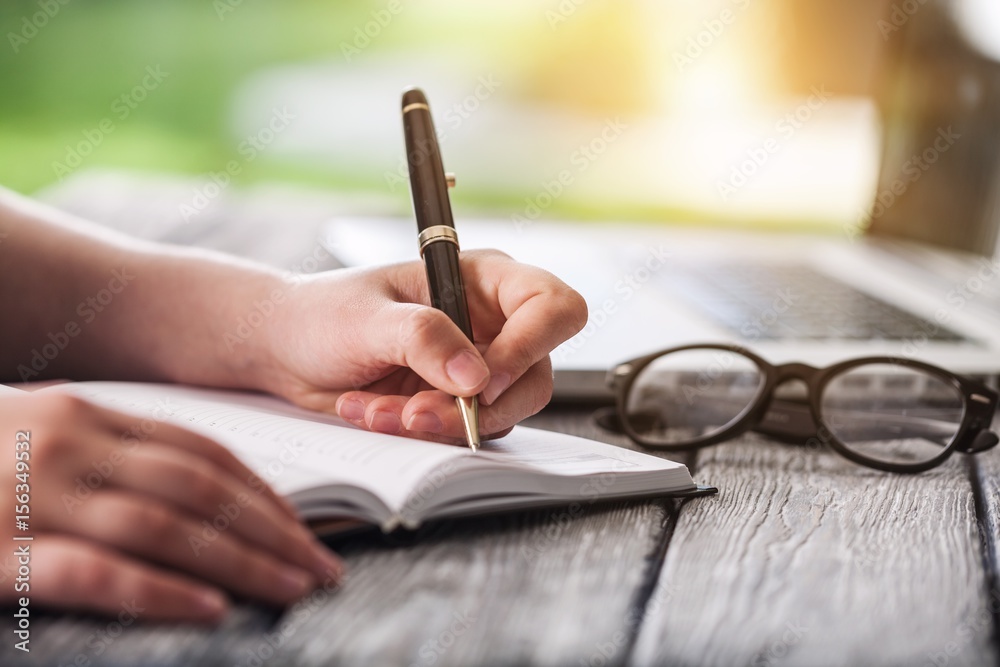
[455,395,480,453]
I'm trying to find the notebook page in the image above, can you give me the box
[391,425,692,525]
[475,428,684,475]
[48,382,469,514]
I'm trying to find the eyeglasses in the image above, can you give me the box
[600,344,999,473]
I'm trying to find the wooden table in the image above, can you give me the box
[5,173,999,666]
[6,404,1000,667]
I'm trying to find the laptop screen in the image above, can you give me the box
[867,0,1000,256]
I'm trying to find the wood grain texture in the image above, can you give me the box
[630,433,999,667]
[0,409,682,667]
[971,443,1000,664]
[9,176,996,666]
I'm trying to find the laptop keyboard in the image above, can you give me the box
[665,263,967,342]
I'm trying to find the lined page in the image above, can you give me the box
[50,382,469,514]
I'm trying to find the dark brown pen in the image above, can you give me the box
[401,87,479,451]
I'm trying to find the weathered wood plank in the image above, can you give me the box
[971,441,1000,665]
[0,408,685,667]
[630,433,998,667]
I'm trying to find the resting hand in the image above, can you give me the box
[0,392,343,623]
[263,250,587,442]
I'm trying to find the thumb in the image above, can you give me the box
[366,304,489,396]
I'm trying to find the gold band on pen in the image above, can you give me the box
[402,102,430,115]
[418,225,460,256]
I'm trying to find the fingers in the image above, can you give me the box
[465,255,587,405]
[30,535,228,623]
[53,490,328,607]
[477,357,555,433]
[336,358,554,442]
[365,303,490,397]
[106,444,342,580]
[12,393,344,621]
[402,360,553,437]
[90,402,301,522]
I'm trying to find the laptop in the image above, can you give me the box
[323,3,1000,401]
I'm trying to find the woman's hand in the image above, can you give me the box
[0,392,343,623]
[0,190,585,444]
[263,250,588,442]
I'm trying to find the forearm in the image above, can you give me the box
[0,187,284,390]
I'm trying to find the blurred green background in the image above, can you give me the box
[0,0,406,194]
[0,0,886,226]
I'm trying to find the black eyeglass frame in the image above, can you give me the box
[606,343,999,473]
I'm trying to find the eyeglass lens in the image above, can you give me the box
[820,363,965,465]
[624,350,967,466]
[625,349,765,445]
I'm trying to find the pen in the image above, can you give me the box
[401,87,480,452]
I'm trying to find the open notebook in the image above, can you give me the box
[12,382,714,532]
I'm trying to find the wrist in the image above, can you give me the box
[220,272,298,395]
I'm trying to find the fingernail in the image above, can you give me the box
[278,568,314,596]
[369,410,402,434]
[406,411,444,433]
[338,399,364,421]
[196,589,228,618]
[482,372,511,405]
[446,349,489,391]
